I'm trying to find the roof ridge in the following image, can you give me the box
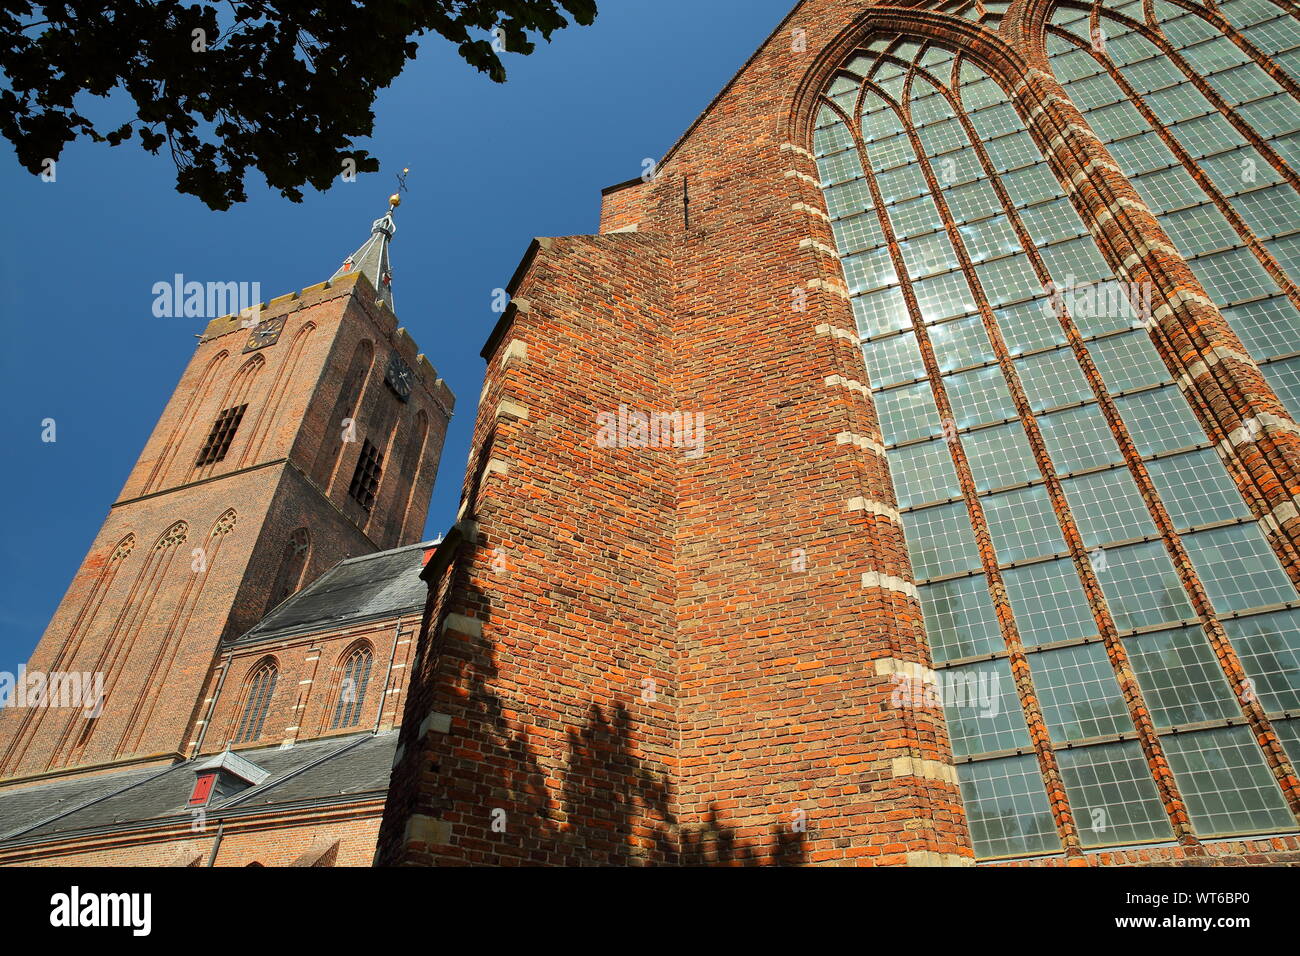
[334,538,439,567]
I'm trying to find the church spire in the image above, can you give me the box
[332,190,402,312]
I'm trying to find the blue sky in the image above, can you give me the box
[0,1,797,668]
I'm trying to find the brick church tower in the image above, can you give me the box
[0,197,453,782]
[379,0,1300,866]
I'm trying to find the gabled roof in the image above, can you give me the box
[235,540,434,644]
[193,749,270,785]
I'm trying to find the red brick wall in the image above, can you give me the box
[0,808,384,867]
[0,475,279,777]
[645,1,974,865]
[378,0,986,868]
[198,612,419,755]
[380,234,683,865]
[381,0,1300,867]
[599,179,649,233]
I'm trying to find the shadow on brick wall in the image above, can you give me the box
[403,582,806,866]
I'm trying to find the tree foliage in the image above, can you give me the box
[0,0,598,208]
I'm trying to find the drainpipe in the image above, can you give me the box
[205,821,225,867]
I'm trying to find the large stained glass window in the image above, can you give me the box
[1048,0,1300,419]
[812,6,1299,859]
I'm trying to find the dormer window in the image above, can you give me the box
[188,751,270,808]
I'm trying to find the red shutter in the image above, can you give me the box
[189,772,217,806]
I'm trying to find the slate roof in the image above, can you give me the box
[0,731,398,849]
[0,543,429,851]
[235,540,433,644]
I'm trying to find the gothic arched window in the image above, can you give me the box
[810,20,1298,859]
[395,409,430,543]
[265,528,311,616]
[234,659,278,744]
[193,354,264,475]
[311,340,375,489]
[1046,0,1300,421]
[330,643,374,730]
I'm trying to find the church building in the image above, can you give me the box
[5,0,1300,867]
[0,199,453,866]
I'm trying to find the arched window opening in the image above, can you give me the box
[193,354,264,476]
[811,24,1298,859]
[234,659,278,744]
[311,340,375,490]
[330,643,374,729]
[265,528,311,616]
[1046,0,1300,420]
[395,410,431,543]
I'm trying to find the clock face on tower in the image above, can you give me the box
[242,316,286,352]
[385,353,413,402]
